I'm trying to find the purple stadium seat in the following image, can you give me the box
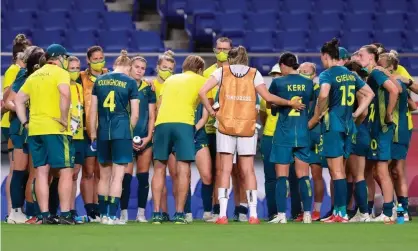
[344,13,373,32]
[247,12,278,32]
[74,0,106,12]
[373,31,404,51]
[103,12,134,31]
[132,31,164,52]
[311,13,342,32]
[32,30,63,49]
[11,0,39,13]
[44,0,73,13]
[340,31,372,52]
[3,11,34,31]
[66,31,97,52]
[216,12,245,37]
[407,14,418,32]
[37,13,68,31]
[279,13,310,31]
[347,0,375,14]
[282,0,312,14]
[70,12,102,31]
[99,30,131,52]
[316,0,345,14]
[245,31,275,52]
[380,0,408,14]
[219,0,249,14]
[375,13,405,32]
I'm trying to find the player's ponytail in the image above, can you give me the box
[321,38,340,60]
[279,52,299,70]
[12,33,31,63]
[228,46,249,66]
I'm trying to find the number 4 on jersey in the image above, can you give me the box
[103,91,116,112]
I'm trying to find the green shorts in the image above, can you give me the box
[84,131,97,158]
[73,139,86,165]
[28,134,75,168]
[153,123,195,162]
[391,143,408,160]
[320,131,352,158]
[10,132,29,154]
[2,127,10,144]
[367,124,395,161]
[270,145,310,165]
[97,139,133,165]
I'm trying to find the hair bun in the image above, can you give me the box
[14,34,27,44]
[330,38,339,47]
[389,49,399,57]
[120,50,128,57]
[164,50,175,58]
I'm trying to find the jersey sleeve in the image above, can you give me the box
[354,73,366,90]
[56,69,70,87]
[129,80,139,100]
[396,65,413,80]
[268,79,277,95]
[370,69,389,87]
[253,70,264,87]
[92,78,98,96]
[3,65,20,89]
[211,68,223,85]
[319,71,331,86]
[149,88,157,104]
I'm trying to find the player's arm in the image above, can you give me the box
[130,99,139,129]
[1,87,11,114]
[405,78,418,94]
[353,84,374,121]
[407,96,417,111]
[382,80,399,123]
[199,76,218,117]
[15,90,30,127]
[315,83,330,119]
[57,84,71,127]
[146,103,156,136]
[257,84,305,109]
[4,89,17,112]
[196,106,209,131]
[374,66,403,93]
[89,95,98,141]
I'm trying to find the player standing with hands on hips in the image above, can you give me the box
[89,50,139,225]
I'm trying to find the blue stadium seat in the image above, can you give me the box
[44,0,73,13]
[282,0,312,14]
[412,1,418,13]
[175,56,186,73]
[250,57,277,76]
[216,13,245,37]
[70,12,102,31]
[158,0,187,23]
[103,12,134,31]
[340,31,372,52]
[279,13,310,31]
[37,13,68,31]
[347,0,375,14]
[344,13,373,32]
[32,30,63,49]
[75,0,106,12]
[219,0,249,14]
[278,31,307,52]
[1,30,21,51]
[145,56,158,75]
[406,32,418,52]
[187,15,216,39]
[375,13,405,32]
[407,14,418,32]
[373,31,404,51]
[12,0,39,13]
[244,31,274,52]
[66,31,97,52]
[409,58,418,76]
[316,0,345,14]
[311,13,341,32]
[306,31,341,52]
[132,31,164,52]
[247,12,277,32]
[186,0,216,15]
[99,31,131,52]
[380,0,407,14]
[253,0,280,13]
[3,11,34,31]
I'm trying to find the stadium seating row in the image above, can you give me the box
[1,0,106,13]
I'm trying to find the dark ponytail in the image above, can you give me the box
[321,38,339,60]
[279,52,299,70]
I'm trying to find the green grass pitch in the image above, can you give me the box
[2,221,418,251]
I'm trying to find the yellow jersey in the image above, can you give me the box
[2,64,21,128]
[156,71,207,126]
[20,64,71,136]
[203,63,219,134]
[260,98,278,136]
[153,78,164,100]
[70,83,84,140]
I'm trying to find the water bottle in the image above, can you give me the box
[396,203,405,224]
[90,140,97,152]
[133,136,142,146]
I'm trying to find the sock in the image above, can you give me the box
[218,188,228,218]
[70,209,78,217]
[398,196,409,214]
[34,201,40,216]
[213,204,220,214]
[264,177,277,217]
[136,172,149,209]
[354,180,368,214]
[314,202,322,212]
[276,176,289,213]
[383,202,393,217]
[334,179,347,216]
[120,173,132,210]
[84,203,95,217]
[184,184,192,214]
[108,197,120,218]
[10,170,26,208]
[368,201,374,214]
[48,177,60,215]
[201,183,213,212]
[298,176,312,212]
[246,190,257,218]
[234,206,240,215]
[41,212,50,219]
[98,195,108,216]
[346,182,354,207]
[93,204,100,215]
[138,208,145,216]
[61,211,71,217]
[25,202,35,217]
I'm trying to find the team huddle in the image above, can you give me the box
[1,34,416,225]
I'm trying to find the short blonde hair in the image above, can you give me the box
[228,46,248,66]
[182,55,205,73]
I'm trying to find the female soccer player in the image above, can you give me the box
[67,56,85,221]
[5,46,44,224]
[123,56,156,223]
[90,50,139,225]
[199,47,305,225]
[2,34,30,219]
[80,46,108,221]
[314,39,374,223]
[358,45,399,223]
[378,52,415,222]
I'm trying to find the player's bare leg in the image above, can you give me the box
[216,153,234,224]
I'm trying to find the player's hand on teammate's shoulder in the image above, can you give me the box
[145,78,155,91]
